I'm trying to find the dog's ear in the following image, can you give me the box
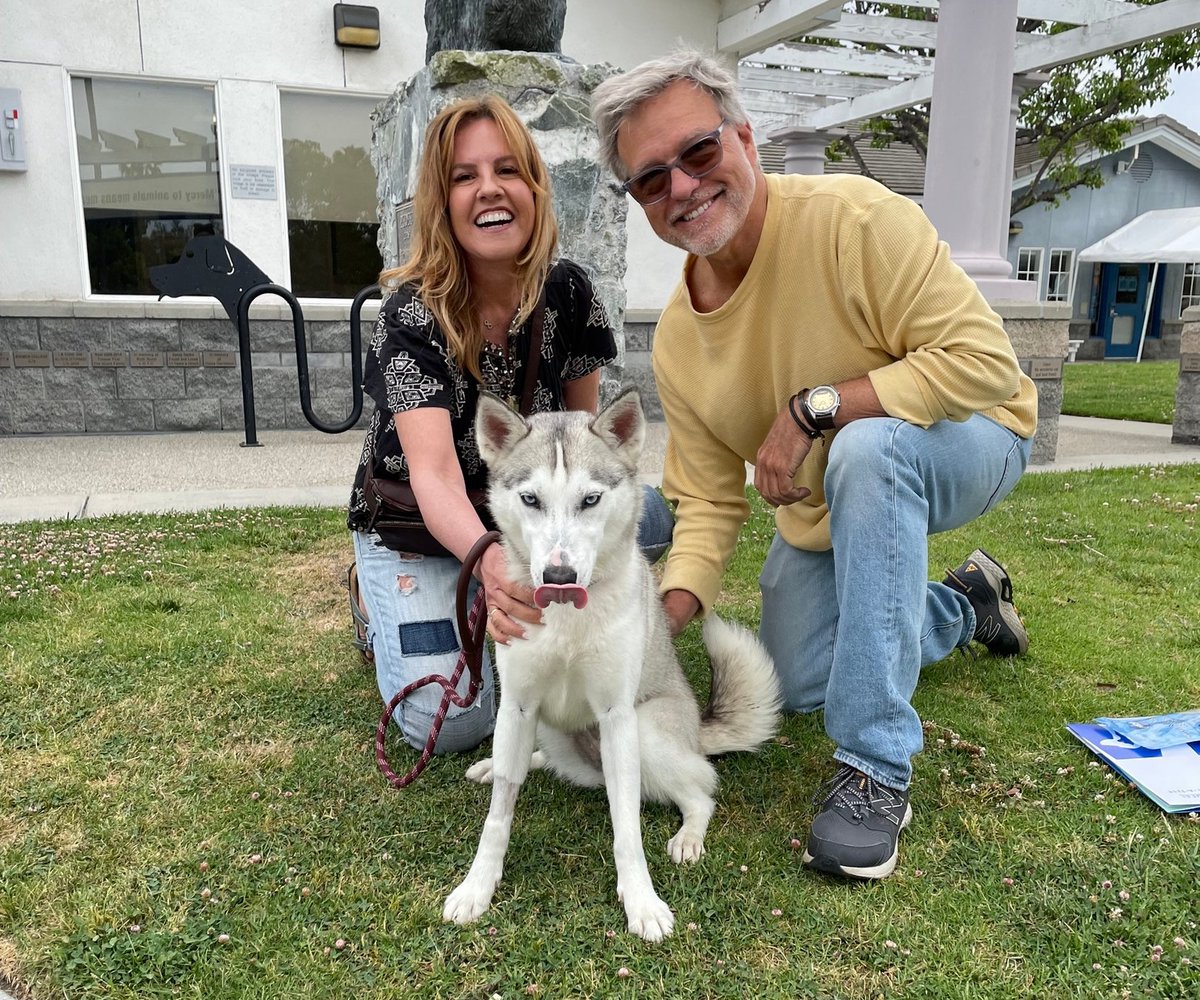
[476,391,529,465]
[591,387,644,466]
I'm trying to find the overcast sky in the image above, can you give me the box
[1139,69,1200,133]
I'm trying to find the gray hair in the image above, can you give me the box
[590,48,750,180]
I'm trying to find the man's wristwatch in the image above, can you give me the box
[801,384,841,431]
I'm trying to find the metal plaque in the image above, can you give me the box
[1029,358,1063,380]
[1181,354,1200,374]
[203,351,237,368]
[229,164,278,201]
[13,350,51,368]
[91,351,129,368]
[0,350,11,368]
[131,352,165,368]
[395,200,414,260]
[168,351,204,368]
[53,351,90,368]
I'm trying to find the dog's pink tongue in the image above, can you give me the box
[534,584,589,609]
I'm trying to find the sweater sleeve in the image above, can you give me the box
[654,357,751,614]
[844,191,1024,427]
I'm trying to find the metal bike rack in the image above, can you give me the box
[149,235,371,447]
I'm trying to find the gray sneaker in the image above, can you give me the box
[943,548,1028,656]
[802,765,912,880]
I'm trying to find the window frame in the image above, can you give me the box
[1016,246,1044,291]
[1181,262,1200,313]
[1046,247,1076,304]
[69,72,225,297]
[277,86,387,300]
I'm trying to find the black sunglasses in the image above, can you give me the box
[620,120,730,206]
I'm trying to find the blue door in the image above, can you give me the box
[1097,263,1150,359]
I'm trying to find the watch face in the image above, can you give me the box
[808,386,838,413]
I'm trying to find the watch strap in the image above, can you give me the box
[788,392,823,440]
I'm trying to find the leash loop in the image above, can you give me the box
[375,530,502,788]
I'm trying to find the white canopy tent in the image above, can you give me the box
[1079,207,1200,263]
[1079,207,1200,361]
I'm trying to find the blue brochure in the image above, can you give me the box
[1067,722,1200,814]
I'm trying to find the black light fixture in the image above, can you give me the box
[333,4,380,49]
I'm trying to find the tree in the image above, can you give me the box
[814,0,1200,215]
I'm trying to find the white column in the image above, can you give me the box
[922,0,1036,302]
[769,126,845,175]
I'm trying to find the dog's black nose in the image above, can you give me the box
[542,565,577,585]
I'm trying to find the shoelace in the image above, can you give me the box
[813,767,905,824]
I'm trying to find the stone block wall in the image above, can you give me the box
[0,301,373,436]
[993,303,1070,465]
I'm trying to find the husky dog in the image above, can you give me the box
[443,389,782,942]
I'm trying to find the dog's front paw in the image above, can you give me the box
[666,829,706,864]
[443,876,496,925]
[622,890,675,942]
[463,757,495,784]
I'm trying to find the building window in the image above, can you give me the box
[1047,248,1075,303]
[280,91,382,298]
[1016,247,1043,288]
[1182,263,1200,312]
[71,76,221,295]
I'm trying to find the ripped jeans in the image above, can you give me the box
[352,529,497,754]
[352,485,676,754]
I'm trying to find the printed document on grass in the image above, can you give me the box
[1068,720,1200,814]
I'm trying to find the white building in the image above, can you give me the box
[0,0,698,312]
[0,0,705,434]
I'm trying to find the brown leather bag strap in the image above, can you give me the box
[518,287,547,416]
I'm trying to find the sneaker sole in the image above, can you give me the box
[971,549,1028,655]
[801,803,913,880]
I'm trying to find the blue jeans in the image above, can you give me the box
[353,484,675,754]
[758,415,1032,790]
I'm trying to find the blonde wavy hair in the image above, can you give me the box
[380,96,558,383]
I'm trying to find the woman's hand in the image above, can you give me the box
[477,540,540,644]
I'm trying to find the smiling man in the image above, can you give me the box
[591,51,1039,881]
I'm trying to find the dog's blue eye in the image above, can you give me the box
[581,493,601,509]
[519,492,539,508]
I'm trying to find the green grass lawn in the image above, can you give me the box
[2,470,1199,999]
[1061,360,1178,424]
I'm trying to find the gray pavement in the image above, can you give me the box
[0,415,1197,525]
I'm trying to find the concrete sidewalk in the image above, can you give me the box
[1,415,1197,525]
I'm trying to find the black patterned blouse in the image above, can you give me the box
[346,258,617,542]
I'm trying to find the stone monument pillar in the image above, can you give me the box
[372,12,628,398]
[1175,306,1200,446]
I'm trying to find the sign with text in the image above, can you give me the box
[230,164,278,201]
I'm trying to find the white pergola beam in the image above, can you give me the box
[895,0,1135,25]
[742,88,835,114]
[739,66,896,99]
[718,0,1139,56]
[1013,0,1200,71]
[803,14,941,49]
[749,41,934,78]
[717,0,847,57]
[789,0,1200,130]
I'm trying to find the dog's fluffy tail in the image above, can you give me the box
[698,615,783,756]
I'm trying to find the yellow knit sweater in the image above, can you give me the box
[653,172,1039,612]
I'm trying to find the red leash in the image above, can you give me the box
[375,531,502,788]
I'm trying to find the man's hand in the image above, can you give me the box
[754,401,815,507]
[662,589,700,637]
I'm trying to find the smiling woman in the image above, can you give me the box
[343,96,624,758]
